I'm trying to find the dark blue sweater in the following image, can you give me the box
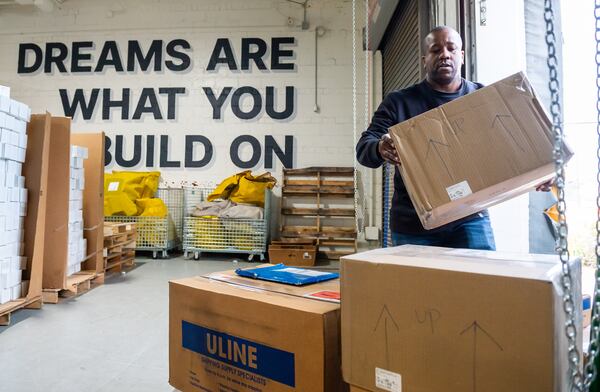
[356,79,486,234]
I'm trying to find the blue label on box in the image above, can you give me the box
[182,320,296,387]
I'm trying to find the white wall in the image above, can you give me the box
[474,0,530,252]
[0,0,355,188]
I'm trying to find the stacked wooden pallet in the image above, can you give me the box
[279,167,357,260]
[103,222,137,273]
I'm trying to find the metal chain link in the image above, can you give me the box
[544,1,584,390]
[583,1,600,389]
[352,0,359,234]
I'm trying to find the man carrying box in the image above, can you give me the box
[356,26,552,249]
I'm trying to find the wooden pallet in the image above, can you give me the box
[42,271,103,304]
[0,296,43,326]
[103,222,137,274]
[280,167,357,260]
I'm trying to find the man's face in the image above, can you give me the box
[422,29,464,85]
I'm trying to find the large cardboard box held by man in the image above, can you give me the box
[169,268,344,392]
[389,72,572,229]
[341,245,582,392]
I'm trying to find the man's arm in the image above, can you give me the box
[356,94,399,168]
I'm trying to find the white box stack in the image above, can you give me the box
[0,87,30,304]
[67,145,88,276]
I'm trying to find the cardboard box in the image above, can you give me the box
[268,242,317,266]
[341,245,582,392]
[389,72,573,229]
[42,117,70,289]
[169,267,344,392]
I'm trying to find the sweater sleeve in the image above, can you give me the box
[356,93,399,169]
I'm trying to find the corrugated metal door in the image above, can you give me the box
[380,0,422,246]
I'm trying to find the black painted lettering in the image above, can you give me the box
[271,37,295,70]
[127,40,163,72]
[44,42,68,73]
[241,38,267,70]
[146,135,155,167]
[265,135,293,168]
[159,87,185,120]
[185,135,213,168]
[60,88,100,120]
[18,43,43,74]
[160,135,181,167]
[230,135,261,168]
[266,86,294,120]
[231,87,261,120]
[207,38,237,71]
[132,88,162,120]
[95,41,124,72]
[105,135,112,166]
[203,87,232,120]
[71,41,94,73]
[165,39,191,71]
[102,88,130,120]
[115,134,142,167]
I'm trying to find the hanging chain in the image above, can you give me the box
[544,1,584,390]
[583,1,600,389]
[352,0,359,234]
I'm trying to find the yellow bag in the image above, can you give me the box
[229,172,276,207]
[207,171,251,202]
[111,171,161,199]
[104,171,161,216]
[104,175,138,216]
[136,198,168,217]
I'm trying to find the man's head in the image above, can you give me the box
[422,26,464,88]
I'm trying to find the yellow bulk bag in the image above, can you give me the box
[207,171,251,202]
[136,198,168,217]
[111,171,161,199]
[229,172,276,207]
[104,175,138,216]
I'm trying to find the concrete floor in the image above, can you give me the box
[0,254,260,392]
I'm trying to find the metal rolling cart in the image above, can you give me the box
[182,187,271,261]
[105,187,183,259]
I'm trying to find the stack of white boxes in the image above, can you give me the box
[67,145,88,276]
[0,87,30,304]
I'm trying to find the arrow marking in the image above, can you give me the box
[374,304,399,367]
[425,138,453,180]
[492,114,525,152]
[460,321,503,392]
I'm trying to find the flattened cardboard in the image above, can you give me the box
[169,270,344,392]
[389,72,573,229]
[42,117,70,289]
[341,245,581,392]
[21,113,50,299]
[71,133,104,275]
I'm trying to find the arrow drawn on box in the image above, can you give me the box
[460,321,504,392]
[374,304,400,368]
[425,139,453,180]
[492,114,525,152]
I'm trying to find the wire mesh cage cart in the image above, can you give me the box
[105,188,184,259]
[182,187,271,261]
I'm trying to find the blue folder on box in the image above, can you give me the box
[235,263,339,286]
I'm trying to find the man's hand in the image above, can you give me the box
[536,178,555,192]
[378,134,401,165]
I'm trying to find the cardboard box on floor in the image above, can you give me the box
[341,245,582,392]
[42,117,70,289]
[71,133,104,276]
[0,113,50,319]
[169,267,345,392]
[389,72,573,229]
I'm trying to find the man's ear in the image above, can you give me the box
[421,55,426,67]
